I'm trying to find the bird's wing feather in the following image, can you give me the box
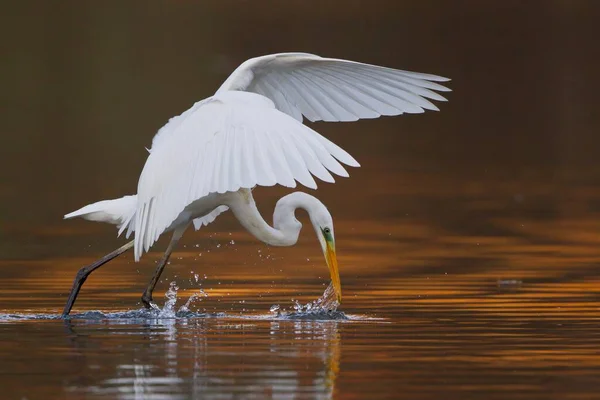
[133,91,358,260]
[217,53,450,122]
[192,205,229,231]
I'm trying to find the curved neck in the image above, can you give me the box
[227,190,323,247]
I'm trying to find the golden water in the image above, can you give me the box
[2,1,600,399]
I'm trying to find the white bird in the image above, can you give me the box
[62,52,450,316]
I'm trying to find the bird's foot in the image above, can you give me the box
[141,292,154,309]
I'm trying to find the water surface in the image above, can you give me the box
[3,1,600,399]
[2,216,599,399]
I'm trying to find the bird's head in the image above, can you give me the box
[274,191,343,303]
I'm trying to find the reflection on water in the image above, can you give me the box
[3,1,600,399]
[0,213,599,399]
[3,317,342,400]
[1,301,599,400]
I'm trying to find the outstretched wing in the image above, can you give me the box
[217,52,450,122]
[133,91,358,260]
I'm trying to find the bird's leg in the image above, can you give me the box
[141,224,188,309]
[62,240,134,318]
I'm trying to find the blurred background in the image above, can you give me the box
[2,0,600,306]
[2,2,600,399]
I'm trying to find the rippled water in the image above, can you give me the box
[2,216,600,399]
[4,1,600,399]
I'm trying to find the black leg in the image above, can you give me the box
[62,240,134,317]
[141,225,187,309]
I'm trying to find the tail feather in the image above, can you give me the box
[65,194,230,254]
[64,195,137,236]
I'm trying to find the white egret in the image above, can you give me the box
[62,53,450,316]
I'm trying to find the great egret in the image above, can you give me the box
[62,53,450,316]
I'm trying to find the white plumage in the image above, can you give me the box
[126,53,449,260]
[218,53,450,122]
[64,195,137,230]
[132,90,362,260]
[62,52,450,314]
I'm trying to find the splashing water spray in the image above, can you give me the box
[270,282,340,317]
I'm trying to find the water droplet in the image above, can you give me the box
[292,300,301,312]
[152,281,179,317]
[270,304,280,313]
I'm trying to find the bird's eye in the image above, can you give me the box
[323,227,331,234]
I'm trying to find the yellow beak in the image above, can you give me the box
[325,241,342,303]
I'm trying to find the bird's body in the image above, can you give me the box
[67,188,324,248]
[62,52,450,316]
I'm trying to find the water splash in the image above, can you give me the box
[148,281,210,317]
[179,289,208,313]
[65,281,215,320]
[297,282,339,313]
[147,281,178,317]
[269,304,280,314]
[270,283,348,321]
[0,282,354,323]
